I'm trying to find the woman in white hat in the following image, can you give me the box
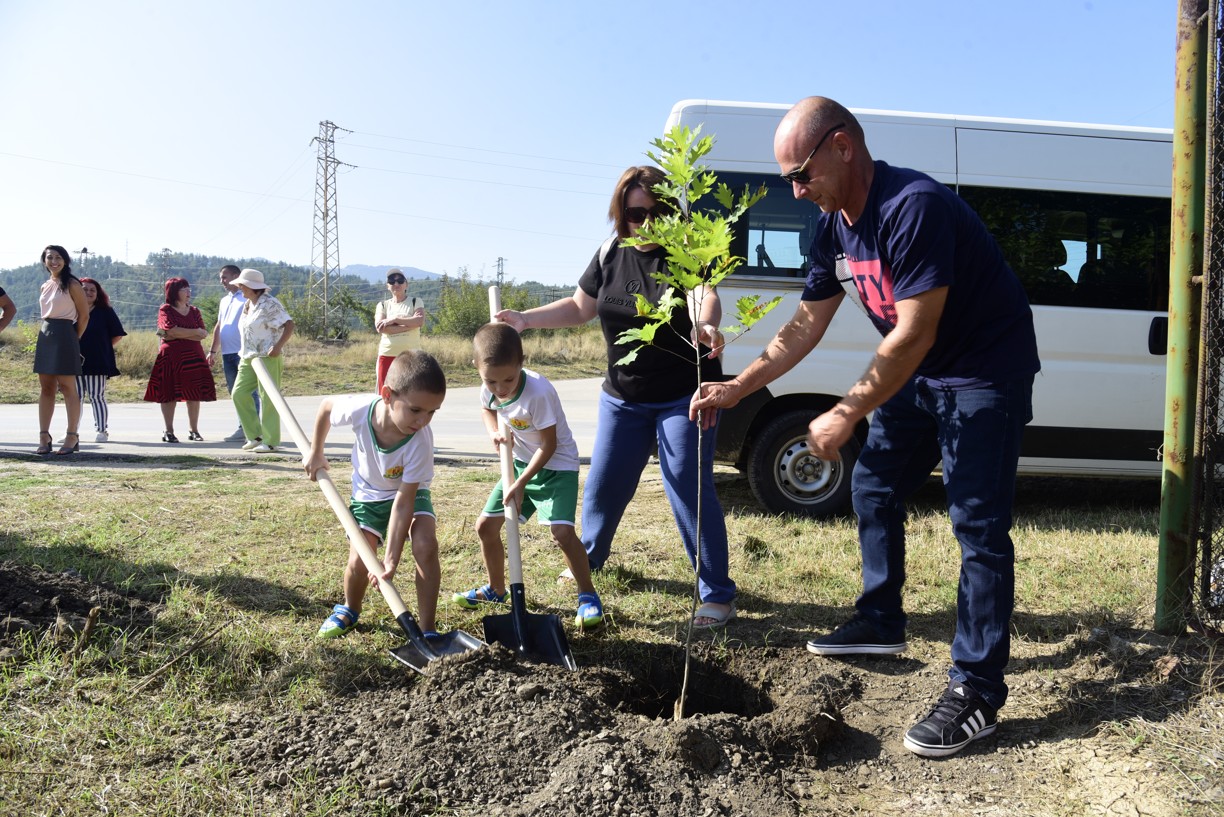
[230,269,294,453]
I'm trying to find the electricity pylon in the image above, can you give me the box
[309,120,354,338]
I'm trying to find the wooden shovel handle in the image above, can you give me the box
[250,357,409,618]
[488,286,524,586]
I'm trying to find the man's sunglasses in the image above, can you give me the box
[387,277,406,284]
[780,122,846,184]
[624,205,668,223]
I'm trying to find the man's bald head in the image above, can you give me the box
[779,96,864,149]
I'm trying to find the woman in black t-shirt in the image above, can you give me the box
[495,166,737,629]
[77,278,127,442]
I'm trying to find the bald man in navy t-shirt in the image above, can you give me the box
[692,96,1039,759]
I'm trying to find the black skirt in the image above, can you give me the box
[33,319,83,376]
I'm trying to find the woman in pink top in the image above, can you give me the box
[33,245,89,455]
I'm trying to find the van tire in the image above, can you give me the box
[745,410,859,518]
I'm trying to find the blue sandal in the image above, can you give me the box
[451,584,507,609]
[317,604,358,639]
[576,592,604,631]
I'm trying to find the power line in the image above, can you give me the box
[340,141,614,179]
[346,130,624,169]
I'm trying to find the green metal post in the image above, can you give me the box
[1156,0,1208,634]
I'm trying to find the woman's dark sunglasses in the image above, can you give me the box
[624,205,668,223]
[387,277,406,284]
[780,122,846,184]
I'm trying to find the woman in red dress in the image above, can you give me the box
[143,277,217,442]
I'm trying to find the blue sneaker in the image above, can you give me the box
[451,584,507,609]
[317,604,358,639]
[575,592,603,631]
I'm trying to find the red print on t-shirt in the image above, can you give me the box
[845,257,898,327]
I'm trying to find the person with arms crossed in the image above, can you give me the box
[75,277,126,442]
[206,264,260,442]
[690,97,1040,758]
[373,269,426,393]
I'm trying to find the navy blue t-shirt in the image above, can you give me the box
[803,161,1040,388]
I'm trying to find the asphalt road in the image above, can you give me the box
[0,378,605,464]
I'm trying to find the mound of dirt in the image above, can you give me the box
[223,644,852,816]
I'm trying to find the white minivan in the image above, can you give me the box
[665,100,1173,517]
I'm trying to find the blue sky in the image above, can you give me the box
[0,1,1175,286]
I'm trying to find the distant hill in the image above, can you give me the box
[341,264,439,283]
[0,252,571,334]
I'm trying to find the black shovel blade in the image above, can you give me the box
[483,586,578,671]
[388,611,485,674]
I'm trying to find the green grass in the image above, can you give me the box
[1,329,1221,814]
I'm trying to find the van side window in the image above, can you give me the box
[958,187,1170,311]
[723,173,810,278]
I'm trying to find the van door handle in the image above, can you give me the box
[1148,316,1168,356]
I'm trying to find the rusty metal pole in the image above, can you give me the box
[1156,0,1209,634]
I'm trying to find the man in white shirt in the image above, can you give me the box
[206,264,260,441]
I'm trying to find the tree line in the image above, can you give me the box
[0,251,577,340]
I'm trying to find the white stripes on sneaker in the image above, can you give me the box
[960,708,988,739]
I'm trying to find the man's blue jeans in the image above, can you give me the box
[222,352,260,418]
[851,376,1033,710]
[582,391,736,605]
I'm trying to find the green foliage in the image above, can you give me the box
[17,320,37,354]
[615,124,782,366]
[432,268,539,337]
[279,287,357,342]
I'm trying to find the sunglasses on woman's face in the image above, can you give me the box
[387,277,406,285]
[624,205,667,224]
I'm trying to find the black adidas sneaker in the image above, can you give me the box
[903,681,998,758]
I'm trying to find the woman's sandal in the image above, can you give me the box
[451,584,507,609]
[36,431,52,456]
[187,431,204,441]
[576,592,604,631]
[317,604,359,639]
[162,431,180,443]
[55,432,79,456]
[692,601,737,630]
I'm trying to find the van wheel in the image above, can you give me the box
[745,410,859,518]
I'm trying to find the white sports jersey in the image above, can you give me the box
[480,368,579,472]
[330,394,434,502]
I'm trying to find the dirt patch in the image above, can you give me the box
[0,560,159,658]
[2,561,1218,816]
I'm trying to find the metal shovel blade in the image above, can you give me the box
[388,611,484,675]
[483,585,578,671]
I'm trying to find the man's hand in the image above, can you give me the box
[806,408,856,460]
[689,380,743,425]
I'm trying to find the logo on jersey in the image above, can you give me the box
[384,465,404,479]
[509,418,530,431]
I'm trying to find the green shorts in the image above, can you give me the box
[481,463,578,526]
[350,489,434,542]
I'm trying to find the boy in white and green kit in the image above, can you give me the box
[307,350,446,640]
[452,322,603,630]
